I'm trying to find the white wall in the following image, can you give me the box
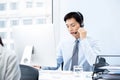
[54,0,120,55]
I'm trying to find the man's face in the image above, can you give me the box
[65,18,80,38]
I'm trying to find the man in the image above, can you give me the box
[34,11,101,71]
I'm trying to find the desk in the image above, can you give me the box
[39,70,92,80]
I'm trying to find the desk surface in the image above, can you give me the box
[39,70,92,80]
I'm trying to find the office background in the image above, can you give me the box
[0,0,120,65]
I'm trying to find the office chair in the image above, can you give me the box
[92,55,120,80]
[20,64,39,80]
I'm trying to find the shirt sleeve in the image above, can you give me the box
[41,58,62,70]
[80,37,101,66]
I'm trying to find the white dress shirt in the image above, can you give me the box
[42,36,101,71]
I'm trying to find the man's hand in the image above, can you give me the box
[33,65,41,69]
[78,28,87,40]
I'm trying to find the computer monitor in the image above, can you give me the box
[12,24,56,67]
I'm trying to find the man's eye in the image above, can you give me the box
[71,25,75,27]
[66,26,69,28]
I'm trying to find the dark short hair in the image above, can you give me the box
[0,37,4,46]
[64,11,84,27]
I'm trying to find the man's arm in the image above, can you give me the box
[81,37,101,65]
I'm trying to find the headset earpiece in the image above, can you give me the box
[76,12,84,27]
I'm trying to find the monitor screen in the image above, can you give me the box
[12,24,56,67]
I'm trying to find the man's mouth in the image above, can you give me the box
[70,32,77,34]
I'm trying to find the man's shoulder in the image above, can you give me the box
[86,36,98,42]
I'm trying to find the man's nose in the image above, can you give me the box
[68,27,72,31]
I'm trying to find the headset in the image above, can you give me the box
[76,11,84,27]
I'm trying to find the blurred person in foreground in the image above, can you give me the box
[0,37,21,80]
